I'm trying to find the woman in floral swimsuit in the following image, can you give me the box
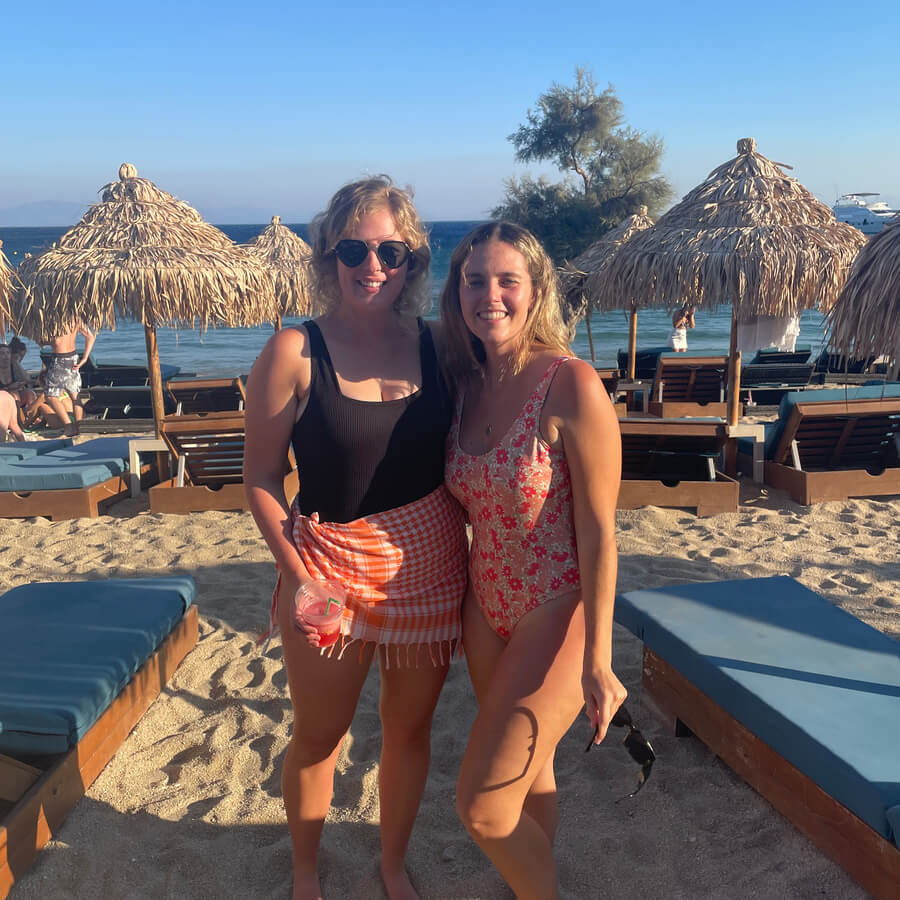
[442,221,625,899]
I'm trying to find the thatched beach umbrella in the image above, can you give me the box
[243,215,313,330]
[15,163,277,434]
[590,138,867,423]
[828,216,900,379]
[0,240,15,339]
[562,206,654,375]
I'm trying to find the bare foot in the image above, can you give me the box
[291,871,323,900]
[380,862,420,900]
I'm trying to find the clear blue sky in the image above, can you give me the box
[2,0,898,223]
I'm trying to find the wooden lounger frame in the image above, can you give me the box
[0,460,156,521]
[149,411,297,514]
[641,646,900,899]
[647,354,730,418]
[617,419,739,516]
[0,605,199,898]
[762,397,900,504]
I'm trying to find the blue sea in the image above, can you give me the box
[1,223,829,376]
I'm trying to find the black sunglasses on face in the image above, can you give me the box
[585,704,656,798]
[331,238,413,269]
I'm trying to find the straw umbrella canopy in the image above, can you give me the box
[15,163,277,434]
[561,206,655,374]
[590,138,867,423]
[828,216,900,379]
[243,215,313,330]
[0,240,15,339]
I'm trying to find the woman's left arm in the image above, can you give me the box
[550,358,625,742]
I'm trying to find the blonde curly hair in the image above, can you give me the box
[308,176,431,318]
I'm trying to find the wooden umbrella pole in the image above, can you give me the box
[274,313,283,332]
[726,307,742,426]
[627,309,638,381]
[585,308,596,363]
[144,323,166,438]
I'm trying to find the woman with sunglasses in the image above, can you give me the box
[441,221,626,899]
[245,177,467,900]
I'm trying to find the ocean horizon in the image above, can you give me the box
[1,223,831,377]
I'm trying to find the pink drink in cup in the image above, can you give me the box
[294,582,346,648]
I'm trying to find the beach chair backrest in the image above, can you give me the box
[159,411,247,486]
[167,376,246,415]
[652,355,728,403]
[772,398,900,471]
[618,419,727,479]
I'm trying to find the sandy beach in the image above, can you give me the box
[2,439,898,899]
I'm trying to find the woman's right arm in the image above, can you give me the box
[244,326,313,587]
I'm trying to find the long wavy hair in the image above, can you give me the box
[308,175,431,318]
[440,221,570,382]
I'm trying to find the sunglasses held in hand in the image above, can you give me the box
[585,704,656,798]
[331,239,413,270]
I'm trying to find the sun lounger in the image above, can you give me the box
[736,385,900,504]
[166,375,246,414]
[740,362,815,405]
[70,356,181,388]
[0,436,156,519]
[84,384,177,420]
[617,418,739,516]
[614,576,900,899]
[148,411,297,513]
[617,346,669,380]
[648,353,730,418]
[748,345,811,366]
[0,576,198,898]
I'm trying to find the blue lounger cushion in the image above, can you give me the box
[0,438,74,462]
[614,575,900,847]
[0,576,196,756]
[0,437,133,491]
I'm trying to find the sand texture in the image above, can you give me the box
[2,476,898,899]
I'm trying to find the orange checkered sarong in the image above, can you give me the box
[270,485,468,666]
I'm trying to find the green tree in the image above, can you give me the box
[493,68,672,263]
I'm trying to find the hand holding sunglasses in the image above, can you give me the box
[331,238,413,270]
[585,704,656,799]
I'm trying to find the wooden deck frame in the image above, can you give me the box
[647,354,731,418]
[0,460,156,521]
[0,605,199,898]
[167,376,246,415]
[641,647,900,899]
[763,397,900,504]
[617,418,740,516]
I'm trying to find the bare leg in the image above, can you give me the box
[377,644,451,900]
[462,591,559,844]
[69,390,83,434]
[277,580,376,900]
[456,592,586,900]
[46,395,72,430]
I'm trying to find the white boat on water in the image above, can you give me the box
[832,193,898,234]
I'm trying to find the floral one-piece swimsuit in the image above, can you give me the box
[445,357,580,639]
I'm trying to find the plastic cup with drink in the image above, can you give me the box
[294,581,346,648]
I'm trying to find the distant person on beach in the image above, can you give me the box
[244,176,467,900]
[669,303,695,351]
[1,336,39,410]
[43,322,96,435]
[440,222,626,898]
[0,390,25,441]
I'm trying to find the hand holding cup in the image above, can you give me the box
[293,581,346,649]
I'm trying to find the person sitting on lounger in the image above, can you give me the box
[43,323,96,436]
[0,389,25,442]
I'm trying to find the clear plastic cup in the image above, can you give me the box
[294,582,346,648]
